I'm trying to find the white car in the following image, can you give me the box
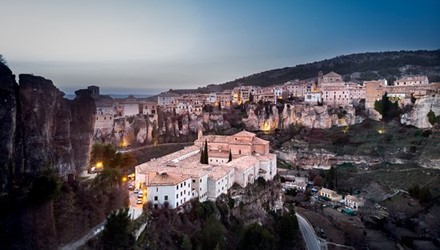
[136,198,143,204]
[134,189,140,194]
[137,193,144,198]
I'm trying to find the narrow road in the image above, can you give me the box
[117,142,192,153]
[296,213,325,250]
[60,221,105,250]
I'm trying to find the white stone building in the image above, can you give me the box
[344,195,366,210]
[114,95,140,117]
[158,91,180,106]
[146,172,192,209]
[319,187,342,202]
[394,75,429,86]
[304,91,322,104]
[135,131,277,209]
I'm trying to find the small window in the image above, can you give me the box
[154,196,158,201]
[165,195,168,200]
[176,194,179,198]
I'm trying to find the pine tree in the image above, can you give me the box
[204,139,209,164]
[101,208,133,249]
[200,148,204,164]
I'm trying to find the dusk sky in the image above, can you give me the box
[1,0,439,94]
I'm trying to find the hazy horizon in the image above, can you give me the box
[1,0,439,94]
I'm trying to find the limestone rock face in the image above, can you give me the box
[181,114,190,135]
[0,69,95,193]
[294,104,361,129]
[401,94,440,128]
[367,108,382,121]
[243,106,259,131]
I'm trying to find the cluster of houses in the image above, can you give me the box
[156,72,439,112]
[91,72,439,141]
[282,176,366,211]
[134,130,277,209]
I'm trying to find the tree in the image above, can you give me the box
[28,170,61,204]
[94,168,121,188]
[427,109,440,125]
[410,94,416,104]
[181,235,192,250]
[238,223,275,250]
[278,210,299,248]
[374,93,400,121]
[249,93,254,103]
[204,139,209,164]
[200,148,204,164]
[101,208,134,250]
[121,153,137,169]
[313,175,322,186]
[0,54,6,65]
[326,166,338,189]
[228,150,232,162]
[201,216,224,250]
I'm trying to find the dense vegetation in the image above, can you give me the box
[374,93,401,121]
[100,179,303,250]
[199,50,440,90]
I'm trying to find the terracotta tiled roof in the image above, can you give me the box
[234,130,256,138]
[252,137,269,145]
[324,71,341,78]
[158,91,180,97]
[148,172,191,186]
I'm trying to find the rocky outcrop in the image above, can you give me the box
[401,94,440,128]
[0,66,95,193]
[280,104,361,129]
[244,103,363,131]
[277,140,381,170]
[0,63,18,192]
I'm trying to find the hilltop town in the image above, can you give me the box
[91,71,440,146]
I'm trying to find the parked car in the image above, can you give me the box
[134,189,140,194]
[128,184,134,191]
[137,193,144,198]
[136,198,143,204]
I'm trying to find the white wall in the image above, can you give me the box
[191,174,208,202]
[208,157,229,165]
[124,104,139,116]
[147,178,192,209]
[207,175,229,200]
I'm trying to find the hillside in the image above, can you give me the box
[207,49,440,90]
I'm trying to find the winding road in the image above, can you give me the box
[296,213,326,250]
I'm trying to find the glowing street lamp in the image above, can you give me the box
[122,177,127,182]
[377,128,385,134]
[96,161,104,169]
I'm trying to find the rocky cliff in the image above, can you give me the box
[401,94,440,128]
[244,103,364,131]
[0,64,95,193]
